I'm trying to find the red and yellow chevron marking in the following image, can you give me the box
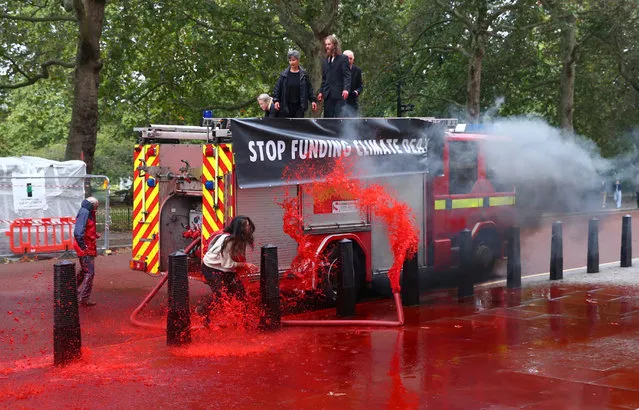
[202,144,234,244]
[132,144,160,273]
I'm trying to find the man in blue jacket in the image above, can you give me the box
[73,197,100,306]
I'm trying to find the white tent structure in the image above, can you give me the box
[0,157,86,256]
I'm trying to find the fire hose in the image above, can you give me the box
[130,235,405,329]
[129,236,202,330]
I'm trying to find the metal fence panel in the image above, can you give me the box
[0,173,112,258]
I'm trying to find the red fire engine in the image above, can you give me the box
[431,125,516,274]
[130,118,515,296]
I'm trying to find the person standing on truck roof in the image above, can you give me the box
[257,93,279,117]
[317,34,351,118]
[197,215,258,327]
[342,50,363,117]
[73,196,100,307]
[273,50,318,118]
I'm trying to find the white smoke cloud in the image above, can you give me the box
[482,117,612,216]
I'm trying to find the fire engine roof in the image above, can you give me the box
[446,132,512,142]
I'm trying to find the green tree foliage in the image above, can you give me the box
[1,0,638,183]
[99,0,289,129]
[0,80,72,156]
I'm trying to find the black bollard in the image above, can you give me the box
[587,218,599,273]
[336,239,357,317]
[401,255,420,306]
[457,229,474,299]
[621,215,632,267]
[259,245,281,330]
[53,260,82,366]
[506,227,521,289]
[550,221,563,280]
[167,251,191,346]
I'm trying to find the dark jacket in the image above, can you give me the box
[346,64,363,107]
[321,54,352,100]
[613,182,622,192]
[263,102,279,118]
[73,199,98,257]
[273,67,316,116]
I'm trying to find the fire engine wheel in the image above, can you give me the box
[473,231,500,274]
[320,242,366,302]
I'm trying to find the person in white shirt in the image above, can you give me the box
[198,216,258,325]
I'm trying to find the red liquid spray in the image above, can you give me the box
[280,157,419,293]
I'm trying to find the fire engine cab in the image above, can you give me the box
[130,117,516,296]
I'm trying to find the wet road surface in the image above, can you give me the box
[2,209,639,408]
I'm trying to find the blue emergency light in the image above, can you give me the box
[202,110,214,127]
[147,178,156,188]
[205,180,215,190]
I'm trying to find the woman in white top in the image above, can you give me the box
[198,216,257,323]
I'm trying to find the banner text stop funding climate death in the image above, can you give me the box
[247,137,429,163]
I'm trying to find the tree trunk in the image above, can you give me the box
[559,14,576,132]
[64,0,106,174]
[466,35,484,124]
[303,37,325,118]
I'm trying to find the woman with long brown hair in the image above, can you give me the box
[198,216,257,325]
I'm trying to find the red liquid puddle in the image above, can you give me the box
[196,289,262,332]
[280,157,419,293]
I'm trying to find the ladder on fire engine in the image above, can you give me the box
[417,117,458,129]
[134,122,231,142]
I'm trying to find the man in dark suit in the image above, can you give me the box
[317,34,351,118]
[343,50,363,116]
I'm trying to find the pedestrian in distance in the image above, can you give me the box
[197,215,258,327]
[613,179,622,209]
[257,93,279,118]
[601,178,608,208]
[73,196,100,307]
[342,50,363,117]
[273,50,318,118]
[317,34,351,118]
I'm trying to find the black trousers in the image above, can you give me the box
[344,101,359,117]
[323,99,345,118]
[286,103,304,118]
[202,265,246,300]
[198,265,246,317]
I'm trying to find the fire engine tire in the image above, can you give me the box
[320,241,366,302]
[472,231,500,275]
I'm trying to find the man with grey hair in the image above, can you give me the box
[343,50,363,116]
[273,50,317,118]
[317,34,351,118]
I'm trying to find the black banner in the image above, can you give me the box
[231,118,443,189]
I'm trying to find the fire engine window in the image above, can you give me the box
[448,141,478,195]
